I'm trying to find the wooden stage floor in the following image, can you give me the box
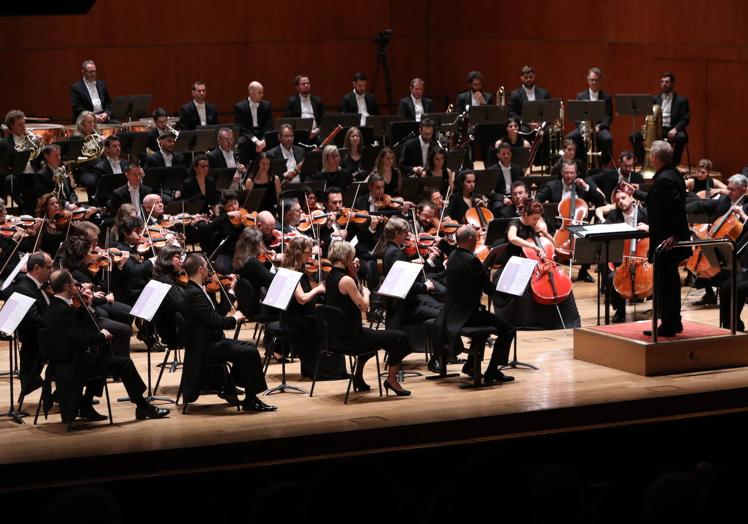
[2,277,748,492]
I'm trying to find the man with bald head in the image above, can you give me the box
[235,81,273,165]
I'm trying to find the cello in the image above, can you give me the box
[522,234,573,305]
[553,180,588,262]
[613,202,653,300]
[465,195,493,263]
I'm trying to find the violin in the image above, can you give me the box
[229,208,258,228]
[376,195,405,210]
[159,213,207,229]
[176,271,189,286]
[304,257,332,274]
[522,234,572,305]
[205,273,234,293]
[297,210,332,232]
[0,223,19,237]
[85,252,111,275]
[267,229,284,249]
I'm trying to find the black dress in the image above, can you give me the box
[311,169,353,191]
[325,267,411,366]
[252,176,278,215]
[492,218,581,330]
[284,274,346,380]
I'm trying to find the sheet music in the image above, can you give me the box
[377,261,422,299]
[349,235,358,248]
[575,223,637,238]
[1,253,29,291]
[496,256,538,296]
[130,280,173,321]
[0,292,36,335]
[262,268,302,311]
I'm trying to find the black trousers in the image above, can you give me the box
[344,327,412,367]
[719,271,748,331]
[463,309,515,373]
[656,252,683,329]
[630,126,688,166]
[208,339,267,396]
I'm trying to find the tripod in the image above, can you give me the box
[371,29,394,113]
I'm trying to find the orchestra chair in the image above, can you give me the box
[458,325,499,389]
[311,305,383,404]
[152,312,187,398]
[233,278,277,346]
[175,362,239,414]
[33,328,114,431]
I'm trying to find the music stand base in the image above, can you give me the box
[426,372,459,381]
[3,410,27,424]
[146,395,176,404]
[265,383,307,395]
[501,359,539,371]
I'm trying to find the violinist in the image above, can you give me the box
[204,191,246,272]
[399,119,437,177]
[257,210,284,264]
[281,197,305,235]
[311,145,352,190]
[372,147,402,196]
[36,193,69,257]
[494,200,581,330]
[232,227,276,294]
[0,202,41,280]
[244,152,281,215]
[487,141,524,215]
[426,146,455,195]
[603,190,649,323]
[325,241,413,395]
[104,203,138,244]
[439,226,514,384]
[44,269,170,423]
[282,236,347,380]
[153,245,187,350]
[177,154,220,216]
[416,202,451,272]
[111,216,154,305]
[316,187,347,252]
[445,169,482,224]
[422,186,446,217]
[685,159,728,200]
[352,175,390,292]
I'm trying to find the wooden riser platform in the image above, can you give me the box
[574,321,748,376]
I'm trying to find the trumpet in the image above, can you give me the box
[15,129,43,160]
[496,86,505,107]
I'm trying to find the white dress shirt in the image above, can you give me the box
[299,95,316,128]
[661,93,673,128]
[160,149,173,167]
[354,90,369,126]
[412,95,424,122]
[128,183,142,213]
[84,79,103,113]
[194,101,207,126]
[419,136,430,167]
[588,89,599,101]
[107,155,122,174]
[248,99,260,143]
[523,86,536,102]
[220,147,235,168]
[500,163,512,194]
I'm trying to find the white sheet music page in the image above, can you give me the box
[577,223,637,238]
[262,268,302,311]
[0,292,36,336]
[1,253,29,291]
[377,261,422,299]
[496,256,538,296]
[130,280,173,321]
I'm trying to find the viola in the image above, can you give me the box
[522,234,572,305]
[267,229,284,249]
[613,204,653,300]
[176,271,189,286]
[159,213,207,229]
[0,223,18,237]
[553,182,589,262]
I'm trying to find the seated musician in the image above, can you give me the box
[491,200,581,330]
[536,160,604,282]
[342,127,365,178]
[267,124,305,185]
[685,159,727,199]
[244,153,281,215]
[282,236,347,380]
[501,117,531,149]
[445,169,483,224]
[207,128,246,187]
[399,77,434,122]
[487,141,524,215]
[498,180,530,219]
[351,175,391,294]
[146,108,171,153]
[456,70,495,110]
[338,72,379,126]
[0,202,42,282]
[44,269,169,424]
[104,204,138,245]
[565,67,613,165]
[109,163,153,218]
[2,109,33,211]
[152,245,186,349]
[603,190,649,323]
[316,187,348,253]
[180,253,276,412]
[422,186,446,218]
[255,210,285,265]
[207,191,251,273]
[281,197,304,235]
[176,154,220,216]
[284,74,324,141]
[325,240,413,395]
[550,139,586,179]
[399,119,438,177]
[35,193,70,257]
[311,145,352,190]
[177,80,219,130]
[718,200,748,331]
[686,174,748,307]
[587,151,642,205]
[232,226,275,294]
[426,146,455,195]
[86,136,128,201]
[371,147,402,196]
[416,200,452,271]
[439,225,514,383]
[34,145,80,209]
[110,216,154,305]
[146,131,187,169]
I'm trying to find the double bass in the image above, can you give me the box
[613,202,653,300]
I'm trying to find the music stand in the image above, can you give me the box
[197,124,240,143]
[55,139,84,164]
[10,149,32,174]
[388,120,419,146]
[320,113,360,137]
[423,112,459,126]
[566,100,607,124]
[270,158,288,177]
[522,98,562,125]
[240,187,267,212]
[419,175,443,192]
[112,95,152,123]
[211,168,236,192]
[361,145,381,172]
[474,169,500,196]
[510,148,531,172]
[399,177,422,203]
[274,117,314,132]
[174,130,198,154]
[364,115,405,144]
[468,105,508,125]
[117,132,149,160]
[485,218,514,245]
[343,181,368,208]
[615,94,654,140]
[446,150,466,172]
[0,292,38,424]
[284,180,325,193]
[300,150,322,179]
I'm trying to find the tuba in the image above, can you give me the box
[15,129,44,160]
[79,130,105,162]
[640,105,662,176]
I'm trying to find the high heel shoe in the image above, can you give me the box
[383,380,411,397]
[352,375,370,392]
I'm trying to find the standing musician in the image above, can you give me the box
[587,151,642,205]
[399,77,434,122]
[267,124,306,185]
[109,163,153,217]
[310,145,352,190]
[177,81,219,130]
[284,74,325,141]
[439,225,514,383]
[325,241,413,395]
[146,131,187,168]
[338,72,379,126]
[629,72,690,167]
[70,59,113,124]
[44,269,170,423]
[603,190,649,323]
[487,141,524,215]
[399,119,438,177]
[235,81,273,165]
[566,67,613,166]
[623,141,690,337]
[685,159,727,199]
[509,65,551,129]
[180,253,276,412]
[456,70,495,110]
[282,236,347,380]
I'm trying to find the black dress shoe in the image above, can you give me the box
[461,363,476,378]
[577,272,595,283]
[642,326,677,337]
[78,406,107,422]
[218,389,241,407]
[242,396,277,412]
[612,311,626,323]
[383,380,411,397]
[427,358,442,374]
[135,404,170,420]
[692,295,717,306]
[351,375,371,392]
[483,370,515,385]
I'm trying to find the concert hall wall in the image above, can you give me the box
[1,0,746,175]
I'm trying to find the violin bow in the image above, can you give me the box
[142,204,158,259]
[409,208,430,282]
[345,182,363,233]
[202,254,237,314]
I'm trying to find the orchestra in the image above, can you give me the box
[3,60,742,429]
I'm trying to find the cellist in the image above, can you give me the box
[604,190,650,323]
